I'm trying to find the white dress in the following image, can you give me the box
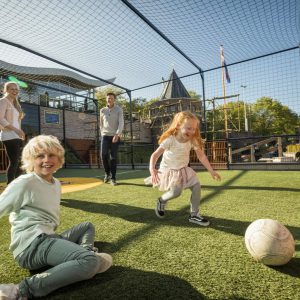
[146,135,199,191]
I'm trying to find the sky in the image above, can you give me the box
[0,0,299,113]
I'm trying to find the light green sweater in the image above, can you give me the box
[0,172,61,258]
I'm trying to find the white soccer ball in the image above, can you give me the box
[244,219,295,266]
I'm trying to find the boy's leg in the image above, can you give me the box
[17,235,100,298]
[60,221,95,251]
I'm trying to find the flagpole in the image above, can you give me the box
[220,45,228,139]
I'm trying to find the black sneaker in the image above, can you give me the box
[111,179,117,186]
[189,215,210,226]
[155,198,165,218]
[104,175,111,183]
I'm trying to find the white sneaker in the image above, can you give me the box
[0,284,27,300]
[95,253,113,274]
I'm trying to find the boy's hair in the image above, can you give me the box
[21,135,65,173]
[158,111,204,149]
[106,92,116,99]
[3,81,24,120]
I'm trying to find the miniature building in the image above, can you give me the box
[149,69,202,142]
[122,112,152,143]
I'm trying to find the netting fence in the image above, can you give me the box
[0,0,299,171]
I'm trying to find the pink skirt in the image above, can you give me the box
[144,166,199,191]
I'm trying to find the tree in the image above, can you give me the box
[205,100,243,132]
[188,90,201,100]
[96,86,155,119]
[250,97,299,135]
[205,96,300,136]
[95,86,126,109]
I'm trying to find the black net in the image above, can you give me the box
[0,0,299,169]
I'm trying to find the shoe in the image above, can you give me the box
[155,198,165,218]
[92,246,99,253]
[103,175,111,183]
[0,284,27,300]
[110,179,117,186]
[95,253,113,274]
[189,215,210,226]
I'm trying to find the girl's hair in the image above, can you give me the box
[3,81,24,120]
[158,111,204,149]
[21,135,65,173]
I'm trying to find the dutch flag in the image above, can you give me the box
[220,45,231,83]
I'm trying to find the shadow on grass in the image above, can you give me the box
[46,266,205,300]
[55,168,147,181]
[115,182,152,187]
[61,198,300,238]
[202,185,300,193]
[270,257,300,278]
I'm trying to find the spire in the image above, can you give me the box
[160,69,191,100]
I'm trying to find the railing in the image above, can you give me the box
[229,137,283,163]
[0,142,8,173]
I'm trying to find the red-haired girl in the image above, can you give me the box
[148,111,221,226]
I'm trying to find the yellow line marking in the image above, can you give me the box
[0,177,103,194]
[59,177,103,194]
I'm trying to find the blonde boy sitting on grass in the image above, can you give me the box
[0,135,112,300]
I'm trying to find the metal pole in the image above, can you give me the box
[200,71,206,138]
[241,85,248,132]
[237,94,241,132]
[127,90,134,170]
[93,89,101,169]
[220,46,228,139]
[62,107,66,168]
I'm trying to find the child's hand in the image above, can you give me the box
[150,169,160,185]
[211,171,221,181]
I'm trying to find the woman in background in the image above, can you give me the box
[0,81,25,184]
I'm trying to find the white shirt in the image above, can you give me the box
[159,135,197,170]
[0,106,20,141]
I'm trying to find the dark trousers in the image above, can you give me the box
[3,138,23,184]
[100,135,119,180]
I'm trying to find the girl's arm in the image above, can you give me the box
[195,148,221,181]
[149,146,165,185]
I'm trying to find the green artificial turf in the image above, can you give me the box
[0,170,299,299]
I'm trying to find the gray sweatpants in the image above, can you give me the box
[16,222,100,298]
[160,182,201,216]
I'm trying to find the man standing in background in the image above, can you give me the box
[99,92,124,186]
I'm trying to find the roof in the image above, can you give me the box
[160,69,191,100]
[0,60,115,91]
